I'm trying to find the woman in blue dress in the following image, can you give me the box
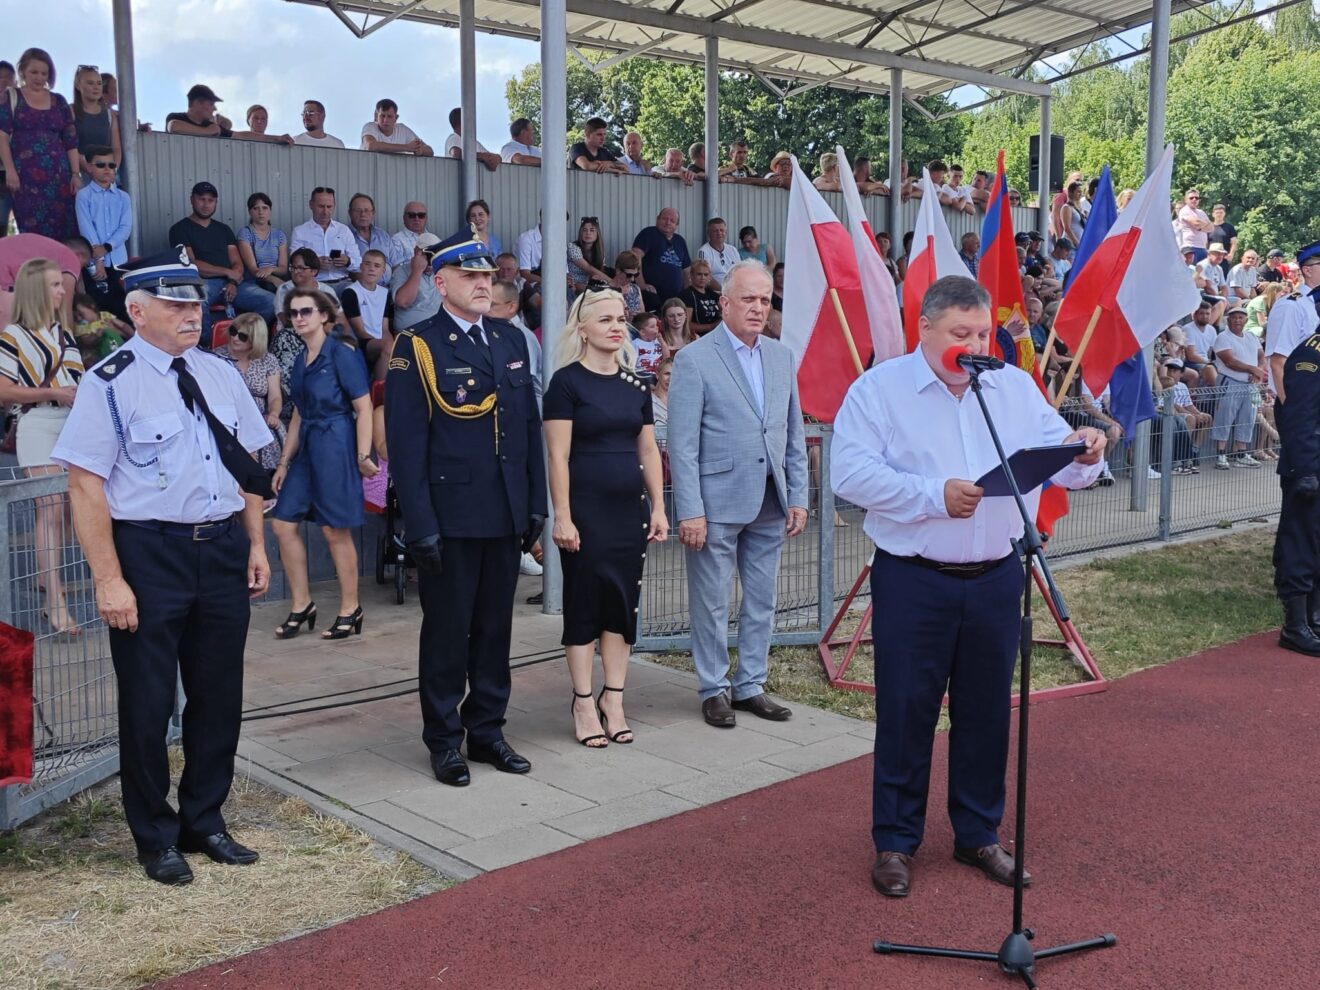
[270,289,377,640]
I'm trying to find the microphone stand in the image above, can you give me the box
[872,363,1116,987]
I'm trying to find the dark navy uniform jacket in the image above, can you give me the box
[385,306,547,540]
[1279,332,1320,482]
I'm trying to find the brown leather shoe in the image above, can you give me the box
[702,692,736,728]
[871,851,913,897]
[731,693,792,721]
[954,843,1032,887]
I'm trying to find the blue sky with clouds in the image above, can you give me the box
[8,0,541,150]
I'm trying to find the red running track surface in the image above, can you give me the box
[159,633,1320,990]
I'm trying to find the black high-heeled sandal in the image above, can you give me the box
[572,691,608,748]
[597,685,634,744]
[275,602,316,639]
[322,606,364,640]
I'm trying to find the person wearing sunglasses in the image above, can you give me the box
[391,200,435,257]
[608,250,643,320]
[75,145,131,281]
[1176,188,1215,265]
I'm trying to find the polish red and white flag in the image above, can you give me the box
[901,167,973,352]
[835,145,904,365]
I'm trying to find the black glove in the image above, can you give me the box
[522,514,545,554]
[407,534,444,574]
[1297,475,1319,500]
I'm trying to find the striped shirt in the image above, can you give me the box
[0,322,85,402]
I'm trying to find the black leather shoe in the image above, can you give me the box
[178,830,259,865]
[1281,596,1320,656]
[467,739,531,774]
[702,692,736,728]
[431,748,471,786]
[731,693,793,721]
[138,846,194,885]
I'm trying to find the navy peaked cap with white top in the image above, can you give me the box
[430,232,497,273]
[1296,241,1320,266]
[120,246,207,301]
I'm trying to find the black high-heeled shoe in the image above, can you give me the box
[572,690,608,748]
[274,602,316,639]
[322,606,363,640]
[597,685,634,744]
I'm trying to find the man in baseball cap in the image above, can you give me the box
[166,84,232,138]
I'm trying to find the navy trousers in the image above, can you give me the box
[1274,479,1320,600]
[870,549,1022,856]
[417,535,520,752]
[109,519,250,853]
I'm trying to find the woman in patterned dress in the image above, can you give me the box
[0,49,81,239]
[218,313,285,470]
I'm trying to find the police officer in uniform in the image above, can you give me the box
[52,250,274,885]
[1266,242,1320,421]
[385,234,546,786]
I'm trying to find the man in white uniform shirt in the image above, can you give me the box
[831,276,1104,899]
[1267,243,1320,404]
[290,187,360,288]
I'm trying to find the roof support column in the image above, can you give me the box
[1132,0,1171,510]
[1037,94,1051,243]
[111,0,141,256]
[459,0,478,208]
[540,0,568,614]
[704,35,719,222]
[887,68,903,267]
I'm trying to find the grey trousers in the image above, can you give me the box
[685,480,786,702]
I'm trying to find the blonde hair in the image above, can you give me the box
[819,152,837,172]
[555,286,636,372]
[660,296,693,346]
[10,259,61,335]
[229,312,269,358]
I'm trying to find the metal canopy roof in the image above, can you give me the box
[291,0,1214,99]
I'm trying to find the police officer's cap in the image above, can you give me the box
[430,233,497,273]
[1297,241,1320,266]
[120,246,207,301]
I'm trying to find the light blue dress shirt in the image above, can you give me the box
[52,336,272,523]
[831,350,1100,563]
[722,323,765,417]
[75,182,133,267]
[351,223,407,286]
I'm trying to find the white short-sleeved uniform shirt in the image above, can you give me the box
[51,336,272,523]
[360,121,421,150]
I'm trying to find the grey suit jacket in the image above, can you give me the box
[668,324,809,525]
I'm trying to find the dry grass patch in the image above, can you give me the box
[646,527,1280,722]
[0,754,446,990]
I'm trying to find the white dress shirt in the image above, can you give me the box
[831,351,1100,563]
[723,323,764,416]
[516,226,543,272]
[290,219,361,281]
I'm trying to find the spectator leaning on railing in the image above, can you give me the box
[360,98,432,156]
[501,117,541,166]
[444,107,500,172]
[292,100,344,149]
[570,117,628,175]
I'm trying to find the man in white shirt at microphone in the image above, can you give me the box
[831,276,1105,899]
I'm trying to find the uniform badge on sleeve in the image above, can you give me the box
[94,351,135,381]
[389,357,410,371]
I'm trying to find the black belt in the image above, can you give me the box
[881,549,1014,579]
[117,515,236,541]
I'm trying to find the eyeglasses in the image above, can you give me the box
[1187,195,1200,200]
[77,64,99,73]
[623,271,639,279]
[405,211,427,219]
[288,306,318,319]
[90,161,117,170]
[231,331,250,342]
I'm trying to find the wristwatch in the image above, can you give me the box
[357,452,371,463]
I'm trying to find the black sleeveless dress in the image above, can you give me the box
[543,362,654,646]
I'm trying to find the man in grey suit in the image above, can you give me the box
[669,261,809,727]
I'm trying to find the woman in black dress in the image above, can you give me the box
[544,286,668,748]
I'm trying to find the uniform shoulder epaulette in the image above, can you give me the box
[93,350,135,381]
[1304,333,1320,353]
[1289,290,1304,300]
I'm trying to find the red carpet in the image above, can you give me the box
[160,634,1320,989]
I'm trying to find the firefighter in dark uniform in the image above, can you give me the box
[385,234,546,786]
[1274,323,1320,657]
[52,249,274,885]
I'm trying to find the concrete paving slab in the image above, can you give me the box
[761,733,875,774]
[389,769,595,841]
[501,745,701,804]
[446,824,582,871]
[659,760,797,806]
[638,720,800,771]
[354,799,473,850]
[734,705,871,746]
[547,789,700,841]
[243,707,414,764]
[281,750,434,805]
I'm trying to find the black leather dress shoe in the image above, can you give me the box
[702,692,736,728]
[731,693,793,721]
[467,739,531,774]
[138,846,194,885]
[178,830,259,865]
[431,748,471,786]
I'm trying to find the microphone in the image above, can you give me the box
[941,345,1005,374]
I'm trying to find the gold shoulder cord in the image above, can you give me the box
[412,334,501,452]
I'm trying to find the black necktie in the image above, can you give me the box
[172,357,274,498]
[467,324,486,349]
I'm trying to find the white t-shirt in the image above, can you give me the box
[635,337,663,376]
[698,242,741,285]
[1181,322,1219,364]
[360,121,421,150]
[500,140,541,163]
[1213,329,1263,382]
[516,227,543,272]
[293,132,345,149]
[443,133,490,157]
[1196,259,1226,294]
[1227,263,1258,299]
[940,183,974,205]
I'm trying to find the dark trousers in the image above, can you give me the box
[1274,480,1320,599]
[109,519,250,853]
[417,534,520,752]
[870,549,1022,856]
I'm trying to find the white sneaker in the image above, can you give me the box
[519,552,543,576]
[1148,466,1161,479]
[1215,455,1231,470]
[1236,453,1262,468]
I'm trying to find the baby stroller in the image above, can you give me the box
[373,475,411,605]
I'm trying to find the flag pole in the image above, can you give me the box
[1052,305,1104,409]
[829,287,866,376]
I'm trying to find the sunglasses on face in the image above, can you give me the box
[77,64,99,73]
[289,306,318,319]
[91,161,117,170]
[231,331,250,342]
[624,271,639,279]
[405,211,427,219]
